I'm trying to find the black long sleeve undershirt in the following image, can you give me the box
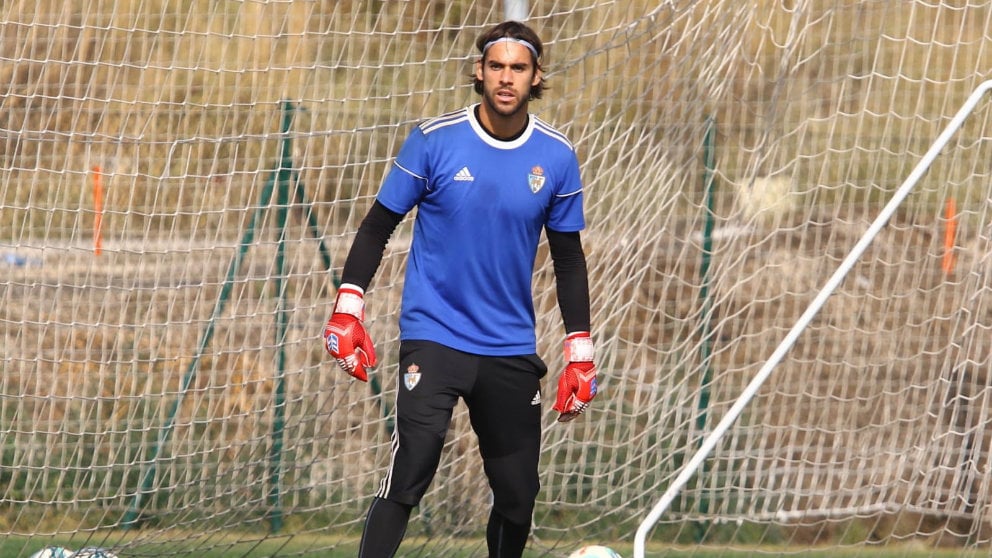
[339,200,592,334]
[545,227,592,334]
[340,201,403,290]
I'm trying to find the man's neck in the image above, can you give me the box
[475,103,529,141]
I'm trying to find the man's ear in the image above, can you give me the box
[475,59,484,82]
[531,68,543,88]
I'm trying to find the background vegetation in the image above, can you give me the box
[2,1,992,557]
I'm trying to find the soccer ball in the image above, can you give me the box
[568,545,622,558]
[28,548,73,558]
[70,548,118,558]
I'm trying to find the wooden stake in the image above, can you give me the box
[942,197,957,275]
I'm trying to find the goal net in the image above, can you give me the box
[2,1,992,557]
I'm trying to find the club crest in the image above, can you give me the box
[404,363,421,390]
[528,165,545,193]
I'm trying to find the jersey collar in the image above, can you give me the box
[467,103,535,150]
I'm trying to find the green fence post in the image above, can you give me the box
[266,100,300,533]
[694,116,718,541]
[121,156,276,531]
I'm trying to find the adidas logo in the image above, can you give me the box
[453,166,474,182]
[531,390,541,406]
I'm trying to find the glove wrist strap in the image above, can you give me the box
[334,283,365,321]
[564,332,594,362]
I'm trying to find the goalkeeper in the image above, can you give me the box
[323,20,596,558]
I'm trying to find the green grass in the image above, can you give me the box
[0,533,980,558]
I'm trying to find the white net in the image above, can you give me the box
[2,1,992,557]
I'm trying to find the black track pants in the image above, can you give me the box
[375,340,547,526]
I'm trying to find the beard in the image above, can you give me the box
[481,85,530,119]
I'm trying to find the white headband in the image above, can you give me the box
[482,37,539,60]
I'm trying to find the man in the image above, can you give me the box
[323,20,598,558]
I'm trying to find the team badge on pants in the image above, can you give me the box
[404,363,421,390]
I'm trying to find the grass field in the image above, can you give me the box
[1,533,983,558]
[4,1,992,557]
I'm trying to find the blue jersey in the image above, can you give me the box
[376,105,586,356]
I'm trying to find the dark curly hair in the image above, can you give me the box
[471,21,546,100]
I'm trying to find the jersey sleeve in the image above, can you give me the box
[547,150,586,233]
[376,125,430,215]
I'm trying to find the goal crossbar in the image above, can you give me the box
[633,79,992,558]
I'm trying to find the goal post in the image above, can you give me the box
[634,79,992,558]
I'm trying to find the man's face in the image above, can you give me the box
[475,41,542,119]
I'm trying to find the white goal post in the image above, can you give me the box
[634,79,992,558]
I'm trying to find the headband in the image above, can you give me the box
[482,37,539,60]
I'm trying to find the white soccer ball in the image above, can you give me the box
[568,545,622,558]
[28,548,73,558]
[70,548,119,558]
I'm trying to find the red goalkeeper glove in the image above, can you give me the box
[323,284,377,382]
[553,332,598,423]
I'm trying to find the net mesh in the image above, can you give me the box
[2,1,992,556]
